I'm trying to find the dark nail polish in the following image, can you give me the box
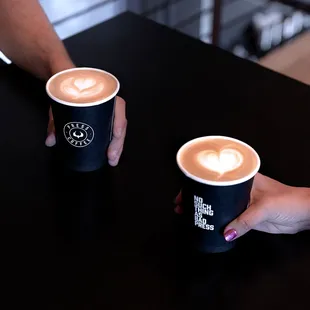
[224,229,237,242]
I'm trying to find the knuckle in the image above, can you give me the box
[237,218,252,232]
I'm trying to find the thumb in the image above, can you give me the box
[224,203,268,242]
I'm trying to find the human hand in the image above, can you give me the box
[45,96,127,166]
[223,173,310,241]
[174,173,310,242]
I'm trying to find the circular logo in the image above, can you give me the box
[63,122,94,148]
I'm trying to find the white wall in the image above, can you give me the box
[40,0,127,39]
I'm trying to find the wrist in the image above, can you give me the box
[48,53,75,79]
[297,187,310,229]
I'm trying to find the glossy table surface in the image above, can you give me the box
[1,12,310,309]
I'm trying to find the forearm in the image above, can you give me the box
[0,0,74,80]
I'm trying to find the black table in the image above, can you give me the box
[1,12,310,309]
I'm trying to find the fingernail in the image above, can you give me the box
[110,150,118,161]
[45,133,56,147]
[109,158,119,167]
[224,229,237,242]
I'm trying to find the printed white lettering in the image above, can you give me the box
[194,195,215,230]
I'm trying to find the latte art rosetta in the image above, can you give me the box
[197,148,243,176]
[60,77,104,100]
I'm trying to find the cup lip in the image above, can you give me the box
[46,67,120,107]
[176,135,261,187]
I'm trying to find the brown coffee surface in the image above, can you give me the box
[179,137,258,182]
[48,69,118,104]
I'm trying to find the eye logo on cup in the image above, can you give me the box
[63,122,94,148]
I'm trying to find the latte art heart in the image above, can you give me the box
[197,148,243,175]
[74,78,97,90]
[177,137,259,183]
[47,68,119,104]
[60,77,104,99]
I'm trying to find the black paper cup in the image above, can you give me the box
[176,136,260,253]
[46,68,120,172]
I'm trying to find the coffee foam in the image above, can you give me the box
[47,68,119,104]
[197,148,243,176]
[177,136,260,185]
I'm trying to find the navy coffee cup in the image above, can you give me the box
[177,136,260,253]
[46,68,120,172]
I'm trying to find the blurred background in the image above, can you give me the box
[4,0,310,84]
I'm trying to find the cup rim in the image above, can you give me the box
[46,67,120,107]
[176,135,261,186]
